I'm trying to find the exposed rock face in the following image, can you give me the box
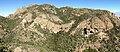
[0,4,120,52]
[79,16,113,35]
[14,47,22,52]
[15,7,27,15]
[28,4,37,8]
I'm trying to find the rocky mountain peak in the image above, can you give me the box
[28,4,37,8]
[42,4,55,8]
[15,7,27,15]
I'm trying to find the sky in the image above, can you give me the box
[0,0,120,17]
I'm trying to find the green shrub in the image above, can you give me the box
[47,31,84,52]
[83,48,97,52]
[6,18,22,30]
[0,39,12,52]
[106,26,120,36]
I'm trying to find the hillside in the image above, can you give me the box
[0,4,120,52]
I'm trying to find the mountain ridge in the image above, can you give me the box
[0,4,120,52]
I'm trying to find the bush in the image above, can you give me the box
[106,26,120,36]
[0,39,12,52]
[83,48,97,52]
[48,31,82,52]
[6,18,22,30]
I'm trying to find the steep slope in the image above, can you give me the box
[0,4,120,52]
[0,16,12,52]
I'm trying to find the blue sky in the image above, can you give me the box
[0,0,120,16]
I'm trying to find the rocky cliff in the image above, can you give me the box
[0,4,120,52]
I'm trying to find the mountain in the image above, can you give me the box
[0,4,120,52]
